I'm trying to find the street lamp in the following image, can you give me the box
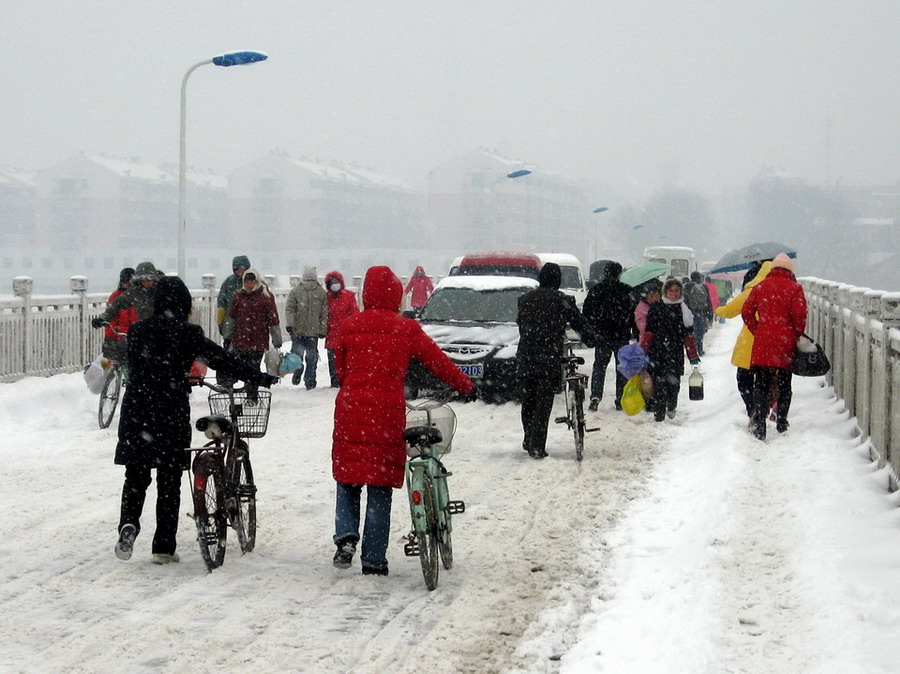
[178,50,268,279]
[590,206,610,262]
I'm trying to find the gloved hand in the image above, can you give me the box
[91,317,106,329]
[258,373,279,388]
[286,326,294,337]
[689,358,701,366]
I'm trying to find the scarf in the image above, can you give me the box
[662,296,693,328]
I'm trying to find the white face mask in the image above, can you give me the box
[330,283,341,292]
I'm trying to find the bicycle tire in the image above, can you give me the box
[574,383,586,461]
[415,476,440,590]
[437,510,453,570]
[192,454,227,571]
[229,445,257,554]
[98,365,123,429]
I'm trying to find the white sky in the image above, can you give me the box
[2,1,899,196]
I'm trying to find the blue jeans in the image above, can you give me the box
[290,336,319,387]
[334,482,393,570]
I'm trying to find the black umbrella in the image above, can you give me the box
[709,242,797,274]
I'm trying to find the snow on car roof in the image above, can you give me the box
[537,253,582,267]
[435,276,539,291]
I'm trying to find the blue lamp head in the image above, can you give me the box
[506,169,532,179]
[212,51,268,67]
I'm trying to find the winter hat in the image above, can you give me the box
[232,255,251,272]
[154,276,192,320]
[303,265,318,282]
[690,271,702,283]
[119,267,135,285]
[538,262,561,290]
[133,261,161,281]
[771,253,794,272]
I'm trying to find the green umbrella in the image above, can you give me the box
[620,261,671,287]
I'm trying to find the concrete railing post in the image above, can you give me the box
[70,276,89,366]
[202,274,217,339]
[13,276,34,376]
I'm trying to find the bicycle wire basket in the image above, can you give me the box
[405,404,457,456]
[207,390,272,438]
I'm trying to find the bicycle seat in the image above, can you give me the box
[563,355,585,366]
[403,425,443,447]
[195,415,233,440]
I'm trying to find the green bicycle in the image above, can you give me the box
[402,395,464,591]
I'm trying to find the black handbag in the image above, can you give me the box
[792,334,830,377]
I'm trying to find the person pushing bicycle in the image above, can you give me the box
[516,263,595,459]
[111,276,278,565]
[330,265,473,576]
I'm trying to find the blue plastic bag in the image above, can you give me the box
[616,343,650,379]
[279,352,302,375]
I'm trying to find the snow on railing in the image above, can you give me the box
[801,278,900,490]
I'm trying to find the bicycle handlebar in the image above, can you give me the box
[405,389,455,411]
[188,375,253,395]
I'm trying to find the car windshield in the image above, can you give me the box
[419,287,526,323]
[559,266,582,290]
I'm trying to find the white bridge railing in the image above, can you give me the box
[0,273,369,384]
[801,278,900,490]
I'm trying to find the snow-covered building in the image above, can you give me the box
[428,148,590,255]
[0,166,35,247]
[227,151,424,251]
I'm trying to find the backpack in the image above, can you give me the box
[684,283,709,314]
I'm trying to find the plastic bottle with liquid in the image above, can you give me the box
[688,366,704,401]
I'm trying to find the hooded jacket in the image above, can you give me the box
[324,270,359,350]
[216,255,251,326]
[331,266,473,488]
[404,265,434,308]
[226,268,282,352]
[116,276,270,469]
[715,261,772,369]
[742,266,807,370]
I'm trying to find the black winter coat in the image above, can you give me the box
[643,301,694,378]
[582,279,637,343]
[116,279,268,469]
[516,288,595,383]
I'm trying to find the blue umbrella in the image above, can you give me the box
[620,261,671,287]
[710,242,797,274]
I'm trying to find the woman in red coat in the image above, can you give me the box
[324,270,359,388]
[330,265,473,575]
[741,254,807,439]
[403,265,434,315]
[102,268,139,363]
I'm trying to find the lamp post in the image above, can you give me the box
[590,207,609,262]
[178,50,268,279]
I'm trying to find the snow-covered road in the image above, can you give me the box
[3,320,900,673]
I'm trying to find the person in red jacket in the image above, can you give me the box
[222,268,283,377]
[741,253,807,439]
[102,268,139,363]
[330,265,473,576]
[403,265,434,315]
[323,270,359,388]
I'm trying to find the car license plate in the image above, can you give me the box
[459,363,484,378]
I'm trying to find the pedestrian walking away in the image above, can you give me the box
[112,276,277,565]
[581,261,636,412]
[742,254,807,440]
[324,270,359,388]
[516,262,595,459]
[330,265,473,575]
[684,271,714,356]
[285,266,328,389]
[714,261,773,417]
[216,255,251,350]
[100,267,138,363]
[639,278,700,422]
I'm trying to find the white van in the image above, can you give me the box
[642,246,698,280]
[537,253,587,307]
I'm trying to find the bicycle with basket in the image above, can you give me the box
[185,376,271,571]
[402,393,465,590]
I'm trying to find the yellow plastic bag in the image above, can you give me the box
[621,374,646,416]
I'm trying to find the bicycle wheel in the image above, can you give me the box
[98,365,123,429]
[415,477,440,590]
[437,513,453,570]
[192,454,227,571]
[229,444,257,554]
[573,383,586,462]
